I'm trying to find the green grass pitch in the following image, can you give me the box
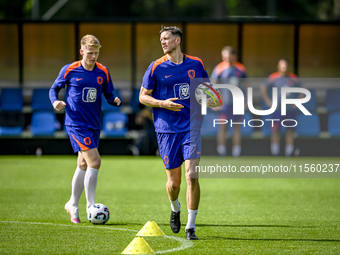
[0,155,340,254]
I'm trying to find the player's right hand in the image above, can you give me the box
[53,100,66,111]
[162,98,184,111]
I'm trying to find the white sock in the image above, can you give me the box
[271,143,280,155]
[186,209,198,230]
[285,144,294,156]
[84,167,99,208]
[232,145,241,157]
[170,198,180,212]
[68,167,85,207]
[217,145,226,156]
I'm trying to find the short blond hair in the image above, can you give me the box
[80,34,101,49]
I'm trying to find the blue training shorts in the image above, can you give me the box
[65,126,100,153]
[156,130,201,170]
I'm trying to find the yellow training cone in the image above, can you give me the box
[121,237,154,254]
[136,221,165,236]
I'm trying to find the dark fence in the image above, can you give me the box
[0,19,340,156]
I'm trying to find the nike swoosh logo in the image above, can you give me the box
[165,75,172,78]
[76,78,83,81]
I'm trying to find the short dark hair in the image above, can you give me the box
[159,26,183,45]
[278,58,290,65]
[222,46,236,55]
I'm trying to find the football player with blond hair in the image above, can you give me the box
[49,34,121,223]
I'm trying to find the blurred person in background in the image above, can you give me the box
[130,106,158,156]
[211,46,249,157]
[261,58,302,156]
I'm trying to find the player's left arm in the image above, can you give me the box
[297,77,305,99]
[210,65,219,84]
[103,72,121,107]
[291,76,305,109]
[242,72,250,110]
[104,92,121,107]
[202,63,223,108]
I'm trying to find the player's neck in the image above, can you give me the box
[81,60,95,71]
[166,50,184,65]
[225,60,236,67]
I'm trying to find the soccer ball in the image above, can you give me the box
[195,82,223,108]
[88,203,110,224]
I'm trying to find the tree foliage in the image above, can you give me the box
[0,0,338,20]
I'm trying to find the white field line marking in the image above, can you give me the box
[0,221,193,254]
[156,235,194,254]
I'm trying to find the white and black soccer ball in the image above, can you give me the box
[195,82,223,108]
[88,203,110,224]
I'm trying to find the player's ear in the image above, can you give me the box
[176,37,181,45]
[79,49,84,56]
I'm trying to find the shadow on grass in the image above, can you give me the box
[105,223,140,226]
[209,236,340,242]
[104,223,340,243]
[195,224,317,228]
[106,223,316,229]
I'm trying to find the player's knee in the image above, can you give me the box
[78,160,87,170]
[168,179,181,190]
[218,124,227,132]
[78,163,87,171]
[90,158,101,169]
